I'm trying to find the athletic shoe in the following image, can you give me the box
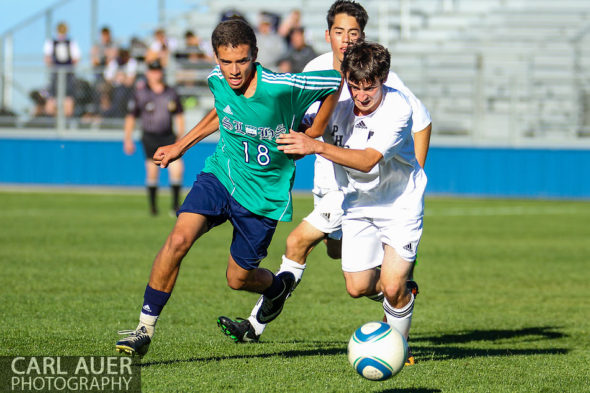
[217,316,259,343]
[407,280,419,298]
[256,272,296,324]
[405,345,416,366]
[116,326,151,357]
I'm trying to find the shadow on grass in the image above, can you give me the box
[141,345,347,368]
[414,326,566,345]
[379,388,442,393]
[141,326,568,368]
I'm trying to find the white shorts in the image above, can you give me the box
[341,215,423,273]
[303,191,344,240]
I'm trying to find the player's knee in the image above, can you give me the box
[225,274,247,290]
[346,283,368,299]
[167,230,192,255]
[285,232,307,260]
[381,282,406,304]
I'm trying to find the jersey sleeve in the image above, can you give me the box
[367,91,412,161]
[290,70,341,115]
[207,65,223,95]
[385,71,431,132]
[127,89,141,117]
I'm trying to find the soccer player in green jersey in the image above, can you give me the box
[116,19,341,356]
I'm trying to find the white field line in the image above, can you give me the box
[426,206,589,216]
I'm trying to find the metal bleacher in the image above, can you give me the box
[2,0,590,146]
[170,0,590,146]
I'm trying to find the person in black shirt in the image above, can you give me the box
[123,60,185,215]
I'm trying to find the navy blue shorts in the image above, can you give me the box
[177,172,278,270]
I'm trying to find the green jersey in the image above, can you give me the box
[203,63,340,221]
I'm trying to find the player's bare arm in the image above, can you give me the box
[174,113,186,142]
[277,131,382,173]
[413,123,432,168]
[123,114,136,155]
[154,108,219,168]
[305,77,343,138]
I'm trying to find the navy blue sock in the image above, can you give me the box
[142,285,171,316]
[262,274,284,299]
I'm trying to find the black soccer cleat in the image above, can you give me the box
[256,272,296,324]
[407,280,419,298]
[116,326,151,357]
[217,316,260,343]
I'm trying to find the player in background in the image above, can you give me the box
[278,40,426,361]
[218,1,430,364]
[115,19,341,357]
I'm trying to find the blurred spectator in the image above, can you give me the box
[91,26,118,83]
[278,9,302,46]
[219,8,249,24]
[144,28,177,68]
[129,36,148,62]
[255,11,286,72]
[43,22,80,117]
[175,30,213,63]
[29,89,50,117]
[102,48,138,117]
[277,27,317,73]
[174,30,214,89]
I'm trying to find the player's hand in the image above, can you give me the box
[277,131,318,156]
[153,144,182,168]
[123,140,135,155]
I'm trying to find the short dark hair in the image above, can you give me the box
[327,0,368,32]
[341,41,390,85]
[211,19,257,56]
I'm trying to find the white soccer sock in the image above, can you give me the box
[248,297,266,335]
[247,256,306,336]
[139,312,158,337]
[383,294,414,340]
[278,255,306,282]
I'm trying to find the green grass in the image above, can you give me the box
[1,190,589,392]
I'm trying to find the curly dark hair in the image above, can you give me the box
[327,0,368,32]
[341,41,390,85]
[211,19,257,57]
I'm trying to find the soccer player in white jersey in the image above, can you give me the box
[219,2,430,364]
[278,40,426,357]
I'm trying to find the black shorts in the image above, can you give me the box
[49,72,76,97]
[141,132,176,160]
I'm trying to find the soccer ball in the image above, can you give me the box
[347,321,408,381]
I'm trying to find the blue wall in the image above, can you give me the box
[2,138,590,198]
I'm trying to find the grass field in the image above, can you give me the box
[1,190,589,392]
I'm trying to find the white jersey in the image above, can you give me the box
[326,86,427,219]
[303,52,431,197]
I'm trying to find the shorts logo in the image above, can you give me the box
[403,243,413,252]
[320,212,331,221]
[223,105,233,115]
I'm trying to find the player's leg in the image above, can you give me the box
[145,159,160,215]
[117,172,227,356]
[380,245,414,339]
[167,159,184,213]
[116,212,208,356]
[234,220,326,340]
[378,215,423,365]
[218,195,297,342]
[239,192,344,340]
